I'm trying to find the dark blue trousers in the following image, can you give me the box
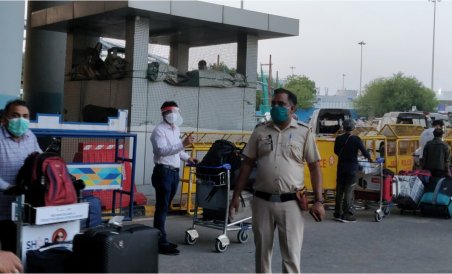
[151,165,179,244]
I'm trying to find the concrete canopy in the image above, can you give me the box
[30,0,299,47]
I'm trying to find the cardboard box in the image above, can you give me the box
[18,203,89,225]
[21,220,80,263]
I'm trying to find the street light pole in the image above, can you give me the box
[430,0,440,91]
[290,66,295,76]
[358,41,366,95]
[342,73,346,91]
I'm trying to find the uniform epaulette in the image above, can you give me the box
[255,121,271,128]
[297,121,310,128]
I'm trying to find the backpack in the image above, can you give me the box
[16,152,78,207]
[196,140,243,185]
[199,140,242,170]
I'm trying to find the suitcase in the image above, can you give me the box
[392,175,424,210]
[202,190,252,223]
[398,170,431,186]
[420,177,452,218]
[72,224,159,273]
[356,174,393,202]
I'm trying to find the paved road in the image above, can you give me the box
[132,207,452,273]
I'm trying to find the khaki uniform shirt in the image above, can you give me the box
[243,119,321,194]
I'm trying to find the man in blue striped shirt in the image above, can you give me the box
[0,99,41,252]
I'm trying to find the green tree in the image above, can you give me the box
[354,73,438,118]
[209,62,236,76]
[284,75,317,108]
[256,90,262,111]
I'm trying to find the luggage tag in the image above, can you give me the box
[108,216,124,228]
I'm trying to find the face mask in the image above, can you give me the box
[7,117,30,137]
[270,106,289,124]
[164,112,183,127]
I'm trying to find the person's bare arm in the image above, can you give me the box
[0,251,23,273]
[229,157,254,218]
[307,161,325,222]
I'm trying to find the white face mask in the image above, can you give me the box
[164,112,183,127]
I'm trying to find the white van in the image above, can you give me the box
[376,112,430,131]
[429,112,450,127]
[309,108,352,135]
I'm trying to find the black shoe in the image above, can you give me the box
[333,212,343,222]
[159,244,180,255]
[340,215,357,223]
[160,241,178,248]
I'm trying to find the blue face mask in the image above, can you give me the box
[270,106,290,124]
[7,117,30,137]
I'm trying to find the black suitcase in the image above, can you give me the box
[26,242,73,273]
[72,224,159,273]
[202,190,252,223]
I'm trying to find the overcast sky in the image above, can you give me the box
[205,0,452,95]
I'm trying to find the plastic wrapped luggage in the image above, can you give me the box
[398,170,431,186]
[72,224,159,273]
[392,175,424,210]
[419,177,452,218]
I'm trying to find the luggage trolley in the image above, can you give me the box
[354,158,392,222]
[184,164,252,253]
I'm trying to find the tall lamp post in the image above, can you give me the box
[358,41,366,95]
[342,73,346,91]
[430,0,440,91]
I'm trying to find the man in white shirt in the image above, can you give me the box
[150,101,198,255]
[414,119,445,168]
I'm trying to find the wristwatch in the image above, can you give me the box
[314,198,325,204]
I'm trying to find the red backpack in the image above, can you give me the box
[17,152,78,207]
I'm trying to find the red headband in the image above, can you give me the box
[161,106,179,113]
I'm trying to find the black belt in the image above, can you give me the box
[254,190,297,203]
[156,163,179,172]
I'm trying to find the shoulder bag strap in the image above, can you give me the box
[338,135,352,156]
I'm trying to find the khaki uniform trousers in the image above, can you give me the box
[252,196,304,273]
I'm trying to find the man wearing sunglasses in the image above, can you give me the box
[230,88,324,273]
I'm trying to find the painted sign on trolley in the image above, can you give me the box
[67,163,123,190]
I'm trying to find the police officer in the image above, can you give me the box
[229,88,325,273]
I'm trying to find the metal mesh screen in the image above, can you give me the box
[188,43,237,72]
[139,82,255,132]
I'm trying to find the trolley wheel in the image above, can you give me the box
[383,206,390,216]
[374,212,383,222]
[185,232,197,245]
[237,230,249,243]
[215,239,228,253]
